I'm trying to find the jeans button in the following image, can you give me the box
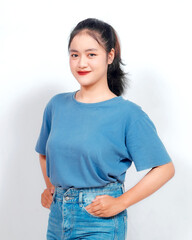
[65,196,69,200]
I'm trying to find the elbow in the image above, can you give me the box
[170,162,175,178]
[166,161,175,180]
[39,153,46,161]
[152,161,175,180]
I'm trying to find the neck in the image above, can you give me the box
[76,85,117,103]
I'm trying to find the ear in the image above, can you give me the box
[107,48,115,64]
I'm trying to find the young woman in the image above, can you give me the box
[35,18,175,240]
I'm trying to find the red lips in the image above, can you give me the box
[77,71,91,75]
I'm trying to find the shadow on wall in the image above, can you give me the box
[0,83,66,239]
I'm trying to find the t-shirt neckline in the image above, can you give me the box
[72,90,123,107]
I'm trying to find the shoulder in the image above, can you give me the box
[120,97,157,133]
[42,92,73,116]
[120,97,147,121]
[46,91,73,106]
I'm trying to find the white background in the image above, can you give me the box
[0,0,191,239]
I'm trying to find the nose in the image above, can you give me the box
[78,55,88,68]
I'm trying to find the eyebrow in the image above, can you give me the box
[69,48,98,53]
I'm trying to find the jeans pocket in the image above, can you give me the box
[50,191,56,206]
[82,192,115,219]
[82,191,121,219]
[82,196,104,218]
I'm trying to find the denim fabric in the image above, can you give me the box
[47,181,128,240]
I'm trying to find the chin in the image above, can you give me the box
[79,82,95,87]
[76,78,96,86]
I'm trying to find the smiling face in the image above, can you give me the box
[69,31,114,88]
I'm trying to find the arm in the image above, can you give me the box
[39,154,54,189]
[84,162,175,218]
[118,161,175,209]
[39,154,55,208]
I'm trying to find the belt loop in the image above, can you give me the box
[121,183,125,193]
[52,190,56,203]
[79,191,83,207]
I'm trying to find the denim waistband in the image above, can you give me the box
[54,181,125,196]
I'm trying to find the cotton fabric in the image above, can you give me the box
[35,90,172,189]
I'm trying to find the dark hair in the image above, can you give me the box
[68,18,129,96]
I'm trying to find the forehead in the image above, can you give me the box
[69,33,104,52]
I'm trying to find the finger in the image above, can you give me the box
[42,194,52,206]
[41,201,48,208]
[50,188,55,194]
[90,204,102,213]
[95,195,105,199]
[92,195,105,203]
[48,187,55,194]
[47,203,51,209]
[42,201,51,209]
[45,190,53,197]
[46,196,53,205]
[86,201,99,210]
[91,201,100,206]
[45,191,53,200]
[88,207,103,217]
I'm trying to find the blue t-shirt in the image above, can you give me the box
[35,90,172,189]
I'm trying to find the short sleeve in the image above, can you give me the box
[35,100,52,155]
[125,112,172,171]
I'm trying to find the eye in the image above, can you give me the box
[89,53,96,57]
[71,54,78,58]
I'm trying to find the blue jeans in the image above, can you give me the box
[47,181,128,240]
